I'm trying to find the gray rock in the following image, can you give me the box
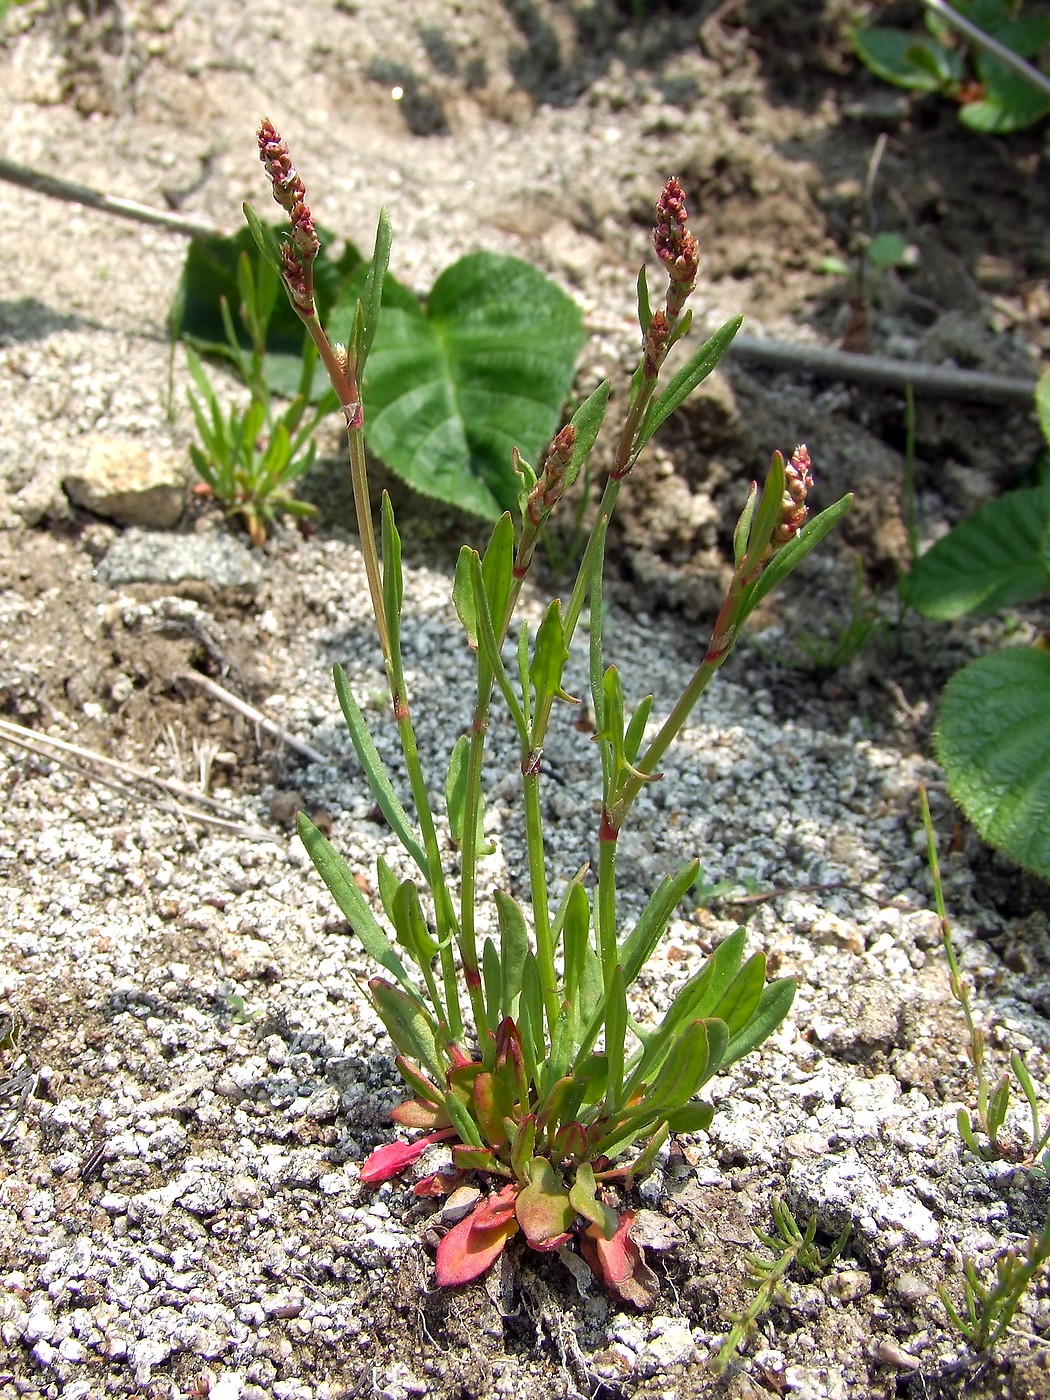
[64,435,189,528]
[96,528,263,589]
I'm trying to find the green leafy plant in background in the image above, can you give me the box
[919,786,1050,1353]
[171,216,583,522]
[852,0,1050,133]
[710,1200,851,1376]
[184,249,335,545]
[250,121,851,1304]
[903,373,1050,881]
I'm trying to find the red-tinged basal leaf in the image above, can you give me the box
[414,1171,468,1197]
[515,1158,576,1246]
[434,1186,520,1287]
[359,1128,457,1184]
[579,1211,660,1310]
[473,1070,514,1147]
[390,1098,451,1129]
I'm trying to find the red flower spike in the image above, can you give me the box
[359,1128,457,1184]
[579,1211,659,1310]
[434,1185,520,1287]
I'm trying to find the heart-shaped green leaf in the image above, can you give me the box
[904,487,1050,619]
[362,253,584,519]
[937,646,1050,879]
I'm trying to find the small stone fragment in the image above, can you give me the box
[64,436,189,528]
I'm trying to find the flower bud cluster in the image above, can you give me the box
[772,444,813,549]
[643,310,669,380]
[653,177,699,319]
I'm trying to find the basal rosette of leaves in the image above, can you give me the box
[249,122,851,1304]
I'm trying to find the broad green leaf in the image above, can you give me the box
[635,316,742,452]
[937,647,1050,879]
[332,666,428,873]
[569,1162,618,1236]
[904,487,1050,619]
[363,252,585,519]
[516,1158,575,1244]
[297,813,412,989]
[851,27,960,91]
[664,1101,715,1136]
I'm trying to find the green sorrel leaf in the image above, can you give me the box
[904,487,1050,620]
[569,1162,618,1236]
[619,859,701,988]
[362,253,585,519]
[495,890,529,1022]
[850,27,960,91]
[738,495,853,626]
[936,646,1050,879]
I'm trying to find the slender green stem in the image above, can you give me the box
[607,569,743,831]
[521,760,559,1036]
[458,669,494,1043]
[596,816,619,993]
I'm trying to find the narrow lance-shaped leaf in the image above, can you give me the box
[359,206,392,373]
[242,202,285,275]
[381,493,404,664]
[618,859,700,989]
[494,889,529,1024]
[562,380,612,494]
[738,495,853,625]
[369,976,445,1083]
[722,977,796,1067]
[332,666,428,874]
[297,812,413,990]
[635,315,743,453]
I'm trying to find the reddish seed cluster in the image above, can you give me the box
[527,424,576,526]
[653,176,699,319]
[258,120,319,311]
[773,443,813,546]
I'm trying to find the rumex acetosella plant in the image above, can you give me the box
[251,122,852,1306]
